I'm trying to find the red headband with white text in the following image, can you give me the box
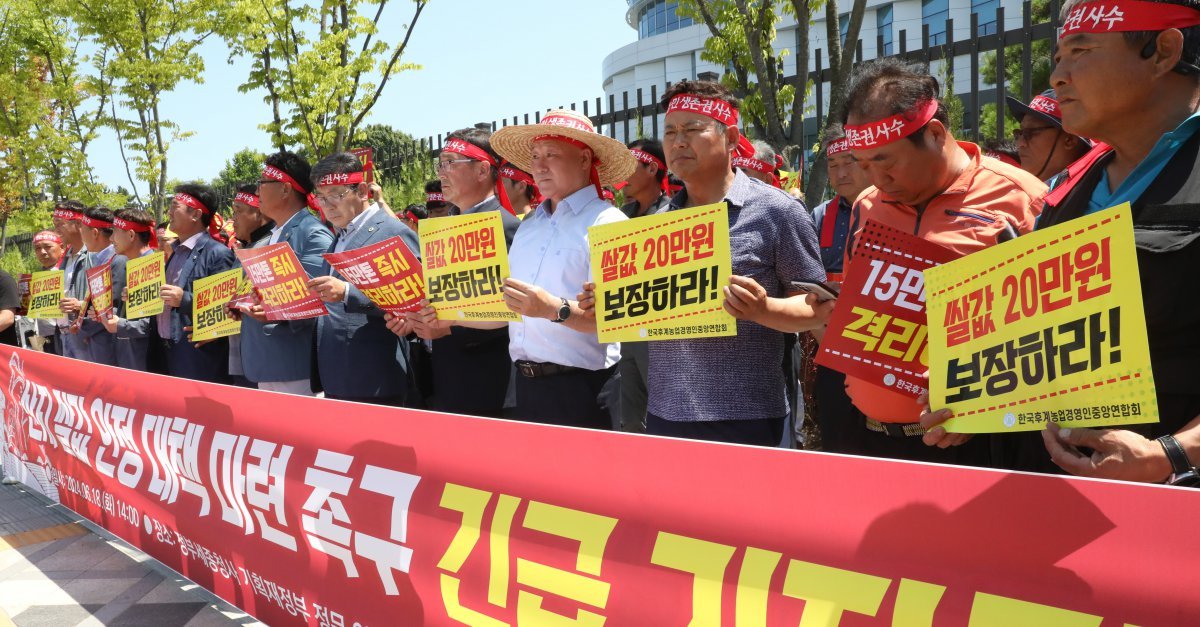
[1059,1,1200,39]
[845,99,939,150]
[261,164,329,227]
[113,216,158,249]
[234,192,260,208]
[630,148,670,194]
[52,207,83,222]
[442,139,515,215]
[175,192,225,240]
[500,164,542,207]
[667,95,739,127]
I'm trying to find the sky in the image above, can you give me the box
[88,0,638,195]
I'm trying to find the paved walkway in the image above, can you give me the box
[0,482,264,627]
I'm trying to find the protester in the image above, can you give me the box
[61,206,122,366]
[398,203,426,232]
[733,138,784,188]
[156,222,176,257]
[387,128,519,417]
[158,183,236,382]
[499,162,541,218]
[611,138,673,433]
[238,151,333,395]
[0,268,19,347]
[1006,88,1093,181]
[306,152,418,405]
[31,230,65,354]
[217,184,270,387]
[580,81,830,445]
[944,0,1200,483]
[810,125,874,454]
[981,138,1023,169]
[52,201,88,358]
[424,180,454,219]
[100,207,159,372]
[839,58,1045,464]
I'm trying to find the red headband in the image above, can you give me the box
[316,171,365,187]
[827,138,852,155]
[442,139,514,215]
[112,217,158,249]
[404,210,421,224]
[80,215,113,229]
[262,164,328,226]
[732,156,783,188]
[667,94,739,127]
[630,148,670,194]
[426,192,445,203]
[52,207,82,221]
[1059,1,1200,39]
[500,164,543,206]
[1027,94,1062,120]
[534,134,604,199]
[33,231,61,245]
[846,99,939,150]
[234,191,260,208]
[174,192,225,239]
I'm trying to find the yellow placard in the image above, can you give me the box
[588,203,736,343]
[191,268,244,342]
[924,203,1157,433]
[27,270,64,320]
[419,212,518,322]
[125,252,165,319]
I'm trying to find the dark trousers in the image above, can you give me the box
[813,365,869,455]
[166,339,230,385]
[513,365,618,430]
[325,393,409,408]
[857,426,995,467]
[646,412,786,447]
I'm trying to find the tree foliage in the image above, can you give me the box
[219,0,429,157]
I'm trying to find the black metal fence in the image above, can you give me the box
[367,0,1058,183]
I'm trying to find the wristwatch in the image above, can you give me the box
[552,297,571,323]
[1156,435,1200,487]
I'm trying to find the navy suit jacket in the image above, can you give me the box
[240,210,334,383]
[166,234,237,343]
[316,208,419,399]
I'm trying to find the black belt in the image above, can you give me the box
[865,417,927,438]
[515,360,584,378]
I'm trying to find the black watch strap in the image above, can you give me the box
[1157,435,1195,476]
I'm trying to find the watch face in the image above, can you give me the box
[558,303,571,320]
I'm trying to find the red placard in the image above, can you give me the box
[235,243,328,321]
[816,220,961,396]
[322,236,424,314]
[85,261,115,322]
[1,346,1199,626]
[16,273,30,316]
[350,147,375,185]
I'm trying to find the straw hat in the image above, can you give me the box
[491,109,637,187]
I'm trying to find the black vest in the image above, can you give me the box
[1039,132,1200,435]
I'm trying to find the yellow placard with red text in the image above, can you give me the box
[925,203,1158,433]
[125,252,165,319]
[419,212,518,322]
[27,270,64,320]
[191,268,245,342]
[588,203,735,343]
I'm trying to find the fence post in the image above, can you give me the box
[970,13,981,141]
[1022,0,1033,101]
[814,49,824,133]
[622,91,630,142]
[650,84,659,138]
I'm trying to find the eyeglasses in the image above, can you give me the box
[1011,126,1059,143]
[314,186,357,207]
[436,158,475,171]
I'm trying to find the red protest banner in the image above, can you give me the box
[16,273,30,316]
[236,243,328,321]
[2,345,1198,626]
[816,220,960,397]
[85,260,115,322]
[322,236,424,314]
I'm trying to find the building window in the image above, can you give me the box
[638,0,693,39]
[922,0,949,46]
[876,4,894,56]
[973,0,1000,36]
[839,13,849,46]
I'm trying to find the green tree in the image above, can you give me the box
[69,0,224,219]
[353,123,430,209]
[975,0,1053,141]
[211,147,266,196]
[220,0,429,157]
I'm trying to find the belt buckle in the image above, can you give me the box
[519,362,537,378]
